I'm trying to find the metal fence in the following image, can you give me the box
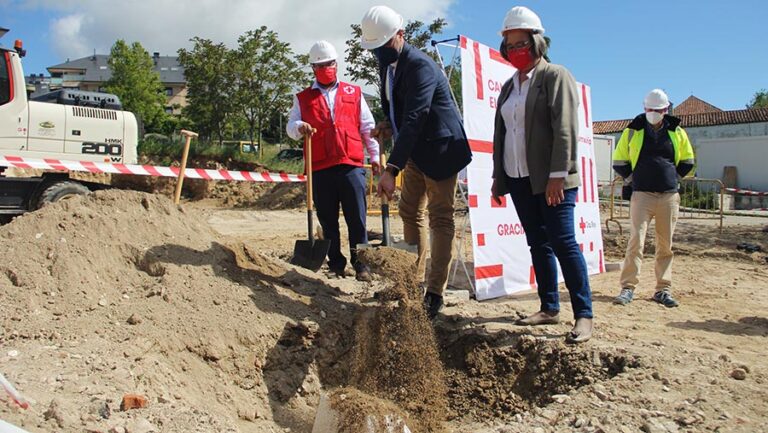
[603,176,724,234]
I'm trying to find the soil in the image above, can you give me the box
[329,387,411,433]
[1,190,767,433]
[349,301,447,433]
[357,247,421,301]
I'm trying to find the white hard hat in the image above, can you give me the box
[309,40,337,64]
[499,6,545,35]
[360,5,404,50]
[644,89,670,109]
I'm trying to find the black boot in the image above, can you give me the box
[423,292,444,320]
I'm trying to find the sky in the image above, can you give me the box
[1,0,766,121]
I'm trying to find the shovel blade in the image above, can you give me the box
[291,239,331,271]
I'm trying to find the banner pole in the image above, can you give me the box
[431,36,462,113]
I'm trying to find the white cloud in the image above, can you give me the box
[50,13,90,61]
[22,0,455,73]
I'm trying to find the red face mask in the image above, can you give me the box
[314,65,337,86]
[506,47,532,70]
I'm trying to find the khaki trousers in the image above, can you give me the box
[398,161,457,296]
[620,191,680,291]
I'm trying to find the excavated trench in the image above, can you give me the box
[285,305,641,430]
[232,244,642,431]
[436,327,641,421]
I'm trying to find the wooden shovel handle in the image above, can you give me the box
[305,129,317,211]
[379,151,389,205]
[173,130,198,204]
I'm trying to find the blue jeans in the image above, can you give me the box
[312,165,368,271]
[504,176,593,318]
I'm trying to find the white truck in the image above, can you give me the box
[0,29,139,217]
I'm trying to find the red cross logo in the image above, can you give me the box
[343,85,354,95]
[579,217,587,234]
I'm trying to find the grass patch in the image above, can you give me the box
[139,135,303,173]
[259,145,304,174]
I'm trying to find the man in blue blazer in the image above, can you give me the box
[361,5,472,319]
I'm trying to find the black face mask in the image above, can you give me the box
[373,45,400,66]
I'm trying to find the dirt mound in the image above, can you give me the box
[357,247,420,301]
[328,388,411,433]
[246,183,306,210]
[0,190,346,433]
[349,247,447,432]
[350,303,447,432]
[111,174,307,210]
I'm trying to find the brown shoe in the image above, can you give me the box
[566,317,593,344]
[515,310,560,326]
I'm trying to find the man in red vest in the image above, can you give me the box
[287,40,380,281]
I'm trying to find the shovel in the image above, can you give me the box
[291,131,331,271]
[358,149,417,254]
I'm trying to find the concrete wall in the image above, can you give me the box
[696,135,768,191]
[603,121,768,191]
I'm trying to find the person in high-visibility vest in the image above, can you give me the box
[612,89,695,307]
[287,40,380,282]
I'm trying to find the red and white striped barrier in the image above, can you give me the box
[724,187,768,196]
[0,155,305,183]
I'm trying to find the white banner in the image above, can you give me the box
[459,36,604,301]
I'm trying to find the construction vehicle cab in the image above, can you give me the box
[0,28,139,217]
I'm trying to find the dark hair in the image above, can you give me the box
[531,33,548,59]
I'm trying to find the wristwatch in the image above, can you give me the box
[385,165,400,177]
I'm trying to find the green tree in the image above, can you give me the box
[104,40,167,132]
[230,26,309,154]
[177,38,235,145]
[344,18,447,93]
[747,89,768,108]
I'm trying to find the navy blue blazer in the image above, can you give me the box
[380,43,471,181]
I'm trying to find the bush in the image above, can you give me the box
[680,182,717,209]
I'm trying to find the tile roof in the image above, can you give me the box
[594,107,768,134]
[672,95,722,116]
[47,54,185,84]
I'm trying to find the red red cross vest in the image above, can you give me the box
[297,82,365,172]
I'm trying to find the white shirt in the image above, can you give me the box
[286,80,379,162]
[501,68,567,179]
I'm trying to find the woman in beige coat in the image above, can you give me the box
[491,6,593,343]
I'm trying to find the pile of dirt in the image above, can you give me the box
[349,303,447,432]
[111,174,307,210]
[357,247,421,301]
[110,172,211,200]
[328,388,411,433]
[244,183,306,210]
[106,153,305,209]
[350,247,448,433]
[0,190,347,433]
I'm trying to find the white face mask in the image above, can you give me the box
[645,111,664,125]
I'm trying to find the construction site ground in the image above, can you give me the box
[1,184,767,433]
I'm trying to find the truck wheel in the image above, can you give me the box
[37,181,90,209]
